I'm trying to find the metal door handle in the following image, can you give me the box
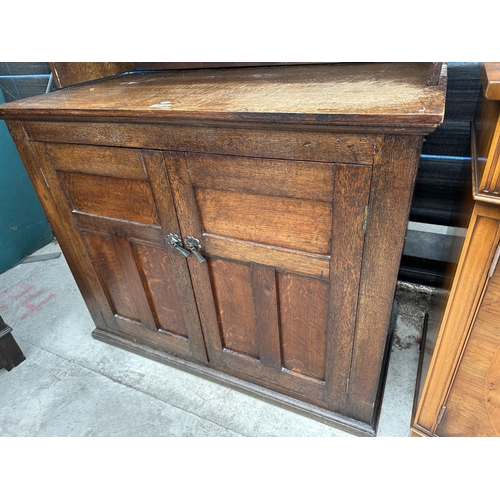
[167,234,190,258]
[185,236,206,263]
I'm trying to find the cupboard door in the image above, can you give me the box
[41,143,207,362]
[166,151,371,412]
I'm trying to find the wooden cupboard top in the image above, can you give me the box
[481,63,500,101]
[0,63,446,131]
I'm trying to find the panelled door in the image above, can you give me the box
[165,151,372,412]
[39,143,208,362]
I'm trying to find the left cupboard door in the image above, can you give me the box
[33,142,208,362]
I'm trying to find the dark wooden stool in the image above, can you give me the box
[0,316,25,371]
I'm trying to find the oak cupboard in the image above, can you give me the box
[0,63,446,436]
[412,63,500,437]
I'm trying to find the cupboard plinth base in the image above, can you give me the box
[92,327,382,437]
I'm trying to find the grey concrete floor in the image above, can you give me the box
[0,240,441,437]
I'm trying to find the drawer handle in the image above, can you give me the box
[167,234,191,258]
[185,236,206,264]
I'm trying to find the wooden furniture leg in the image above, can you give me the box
[0,316,26,371]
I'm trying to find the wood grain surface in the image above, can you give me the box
[1,63,446,130]
[413,203,500,435]
[346,135,424,426]
[437,248,500,436]
[50,62,135,88]
[486,344,500,434]
[481,62,500,100]
[1,63,447,435]
[472,93,500,204]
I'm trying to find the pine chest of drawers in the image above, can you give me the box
[0,63,446,435]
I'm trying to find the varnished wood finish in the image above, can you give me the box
[412,202,500,435]
[2,64,446,131]
[412,62,500,437]
[50,62,135,88]
[346,134,424,425]
[24,121,376,164]
[472,87,500,203]
[427,63,444,86]
[481,63,500,100]
[439,259,500,435]
[0,63,446,435]
[49,63,324,89]
[134,62,313,71]
[165,149,375,412]
[486,346,500,434]
[413,202,500,436]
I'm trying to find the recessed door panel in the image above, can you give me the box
[134,242,189,338]
[187,154,335,202]
[83,231,156,328]
[209,258,259,358]
[278,272,329,381]
[58,171,160,225]
[195,188,332,255]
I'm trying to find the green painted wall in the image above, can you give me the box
[0,89,53,274]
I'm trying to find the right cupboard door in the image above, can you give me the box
[166,151,372,414]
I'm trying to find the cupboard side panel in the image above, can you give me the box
[347,134,423,426]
